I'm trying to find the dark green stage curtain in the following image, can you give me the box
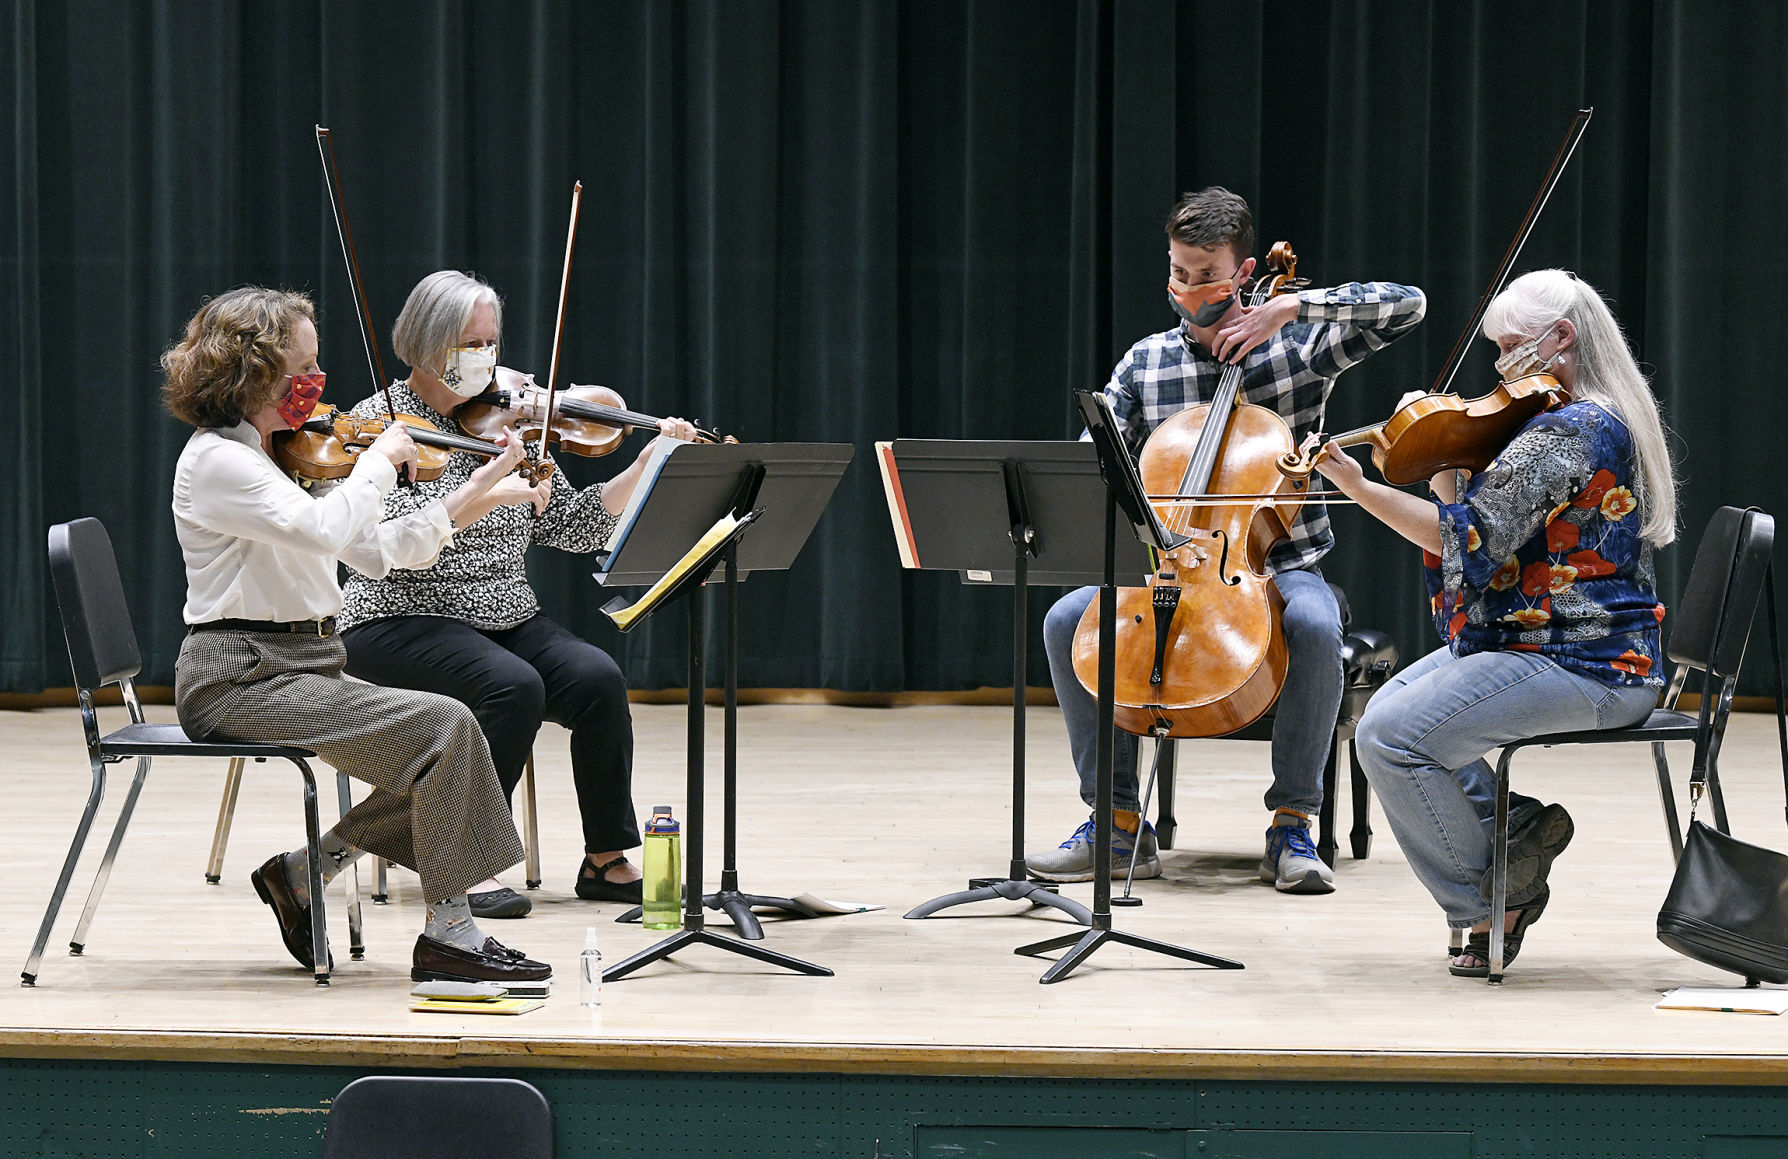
[3,1,1784,695]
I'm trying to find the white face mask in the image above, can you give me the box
[1494,329,1562,382]
[439,345,498,398]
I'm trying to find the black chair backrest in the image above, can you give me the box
[1713,509,1775,680]
[47,518,143,691]
[322,1076,553,1159]
[1667,506,1766,676]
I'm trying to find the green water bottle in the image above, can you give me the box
[642,805,682,930]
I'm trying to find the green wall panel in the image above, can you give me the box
[3,1059,1788,1159]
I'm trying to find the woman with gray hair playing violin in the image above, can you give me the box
[1315,268,1676,976]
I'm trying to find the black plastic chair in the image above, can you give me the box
[23,517,356,987]
[1149,583,1399,866]
[1480,505,1778,982]
[323,1076,552,1159]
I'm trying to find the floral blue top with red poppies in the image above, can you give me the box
[1423,400,1665,688]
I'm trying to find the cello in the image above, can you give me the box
[1071,242,1312,740]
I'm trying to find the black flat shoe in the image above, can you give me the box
[250,853,332,970]
[574,855,644,904]
[469,886,532,919]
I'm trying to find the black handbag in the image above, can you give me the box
[1657,820,1788,984]
[1656,556,1788,984]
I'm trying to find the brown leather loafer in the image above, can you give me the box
[410,935,552,984]
[249,852,330,970]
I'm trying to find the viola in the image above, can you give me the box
[1071,241,1312,740]
[455,366,730,457]
[272,408,547,485]
[1305,372,1570,486]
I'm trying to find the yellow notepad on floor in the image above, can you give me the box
[409,997,544,1016]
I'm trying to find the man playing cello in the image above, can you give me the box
[1026,187,1426,895]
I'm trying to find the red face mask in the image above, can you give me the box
[276,372,325,428]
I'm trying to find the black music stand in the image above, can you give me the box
[595,442,852,980]
[1011,393,1246,983]
[884,440,1156,926]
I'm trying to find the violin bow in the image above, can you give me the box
[1429,107,1594,397]
[314,126,398,424]
[538,180,583,477]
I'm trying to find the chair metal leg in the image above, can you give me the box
[205,757,246,883]
[1488,750,1515,984]
[1317,735,1339,868]
[522,750,542,889]
[336,772,365,961]
[1349,741,1373,860]
[373,858,389,904]
[1448,927,1465,958]
[22,755,108,985]
[293,757,330,985]
[68,755,153,955]
[1151,737,1177,850]
[1653,741,1685,860]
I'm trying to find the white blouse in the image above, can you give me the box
[172,421,454,624]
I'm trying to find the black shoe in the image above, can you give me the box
[574,855,644,904]
[250,853,332,970]
[1450,886,1550,977]
[1481,803,1574,905]
[469,886,532,919]
[411,935,551,984]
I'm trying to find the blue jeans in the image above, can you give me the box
[1353,644,1658,927]
[1042,568,1344,816]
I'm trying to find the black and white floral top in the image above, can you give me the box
[336,381,618,632]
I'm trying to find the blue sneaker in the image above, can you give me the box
[1260,813,1334,894]
[1025,817,1161,883]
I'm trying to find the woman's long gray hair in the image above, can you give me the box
[1483,269,1676,546]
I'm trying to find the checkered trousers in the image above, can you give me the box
[1099,281,1427,573]
[175,629,525,901]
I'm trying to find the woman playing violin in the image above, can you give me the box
[166,286,550,985]
[337,270,699,915]
[1315,269,1676,976]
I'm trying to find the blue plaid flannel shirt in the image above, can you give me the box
[1095,281,1427,573]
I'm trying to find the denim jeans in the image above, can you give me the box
[1353,644,1658,926]
[1042,567,1344,816]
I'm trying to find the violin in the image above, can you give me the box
[455,366,730,457]
[1287,108,1593,487]
[273,408,548,485]
[1072,241,1312,740]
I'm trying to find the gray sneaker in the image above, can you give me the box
[1026,817,1162,883]
[1260,813,1334,894]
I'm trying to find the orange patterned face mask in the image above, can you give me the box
[1167,273,1241,327]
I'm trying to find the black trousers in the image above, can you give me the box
[342,613,640,855]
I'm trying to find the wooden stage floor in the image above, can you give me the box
[2,702,1784,1084]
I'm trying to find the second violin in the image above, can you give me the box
[455,366,729,457]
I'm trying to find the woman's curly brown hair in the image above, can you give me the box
[162,287,315,428]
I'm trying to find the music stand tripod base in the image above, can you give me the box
[905,875,1092,923]
[1015,925,1245,985]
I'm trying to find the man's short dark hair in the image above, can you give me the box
[1165,187,1254,264]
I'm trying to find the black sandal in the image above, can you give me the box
[574,855,644,904]
[1448,887,1550,978]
